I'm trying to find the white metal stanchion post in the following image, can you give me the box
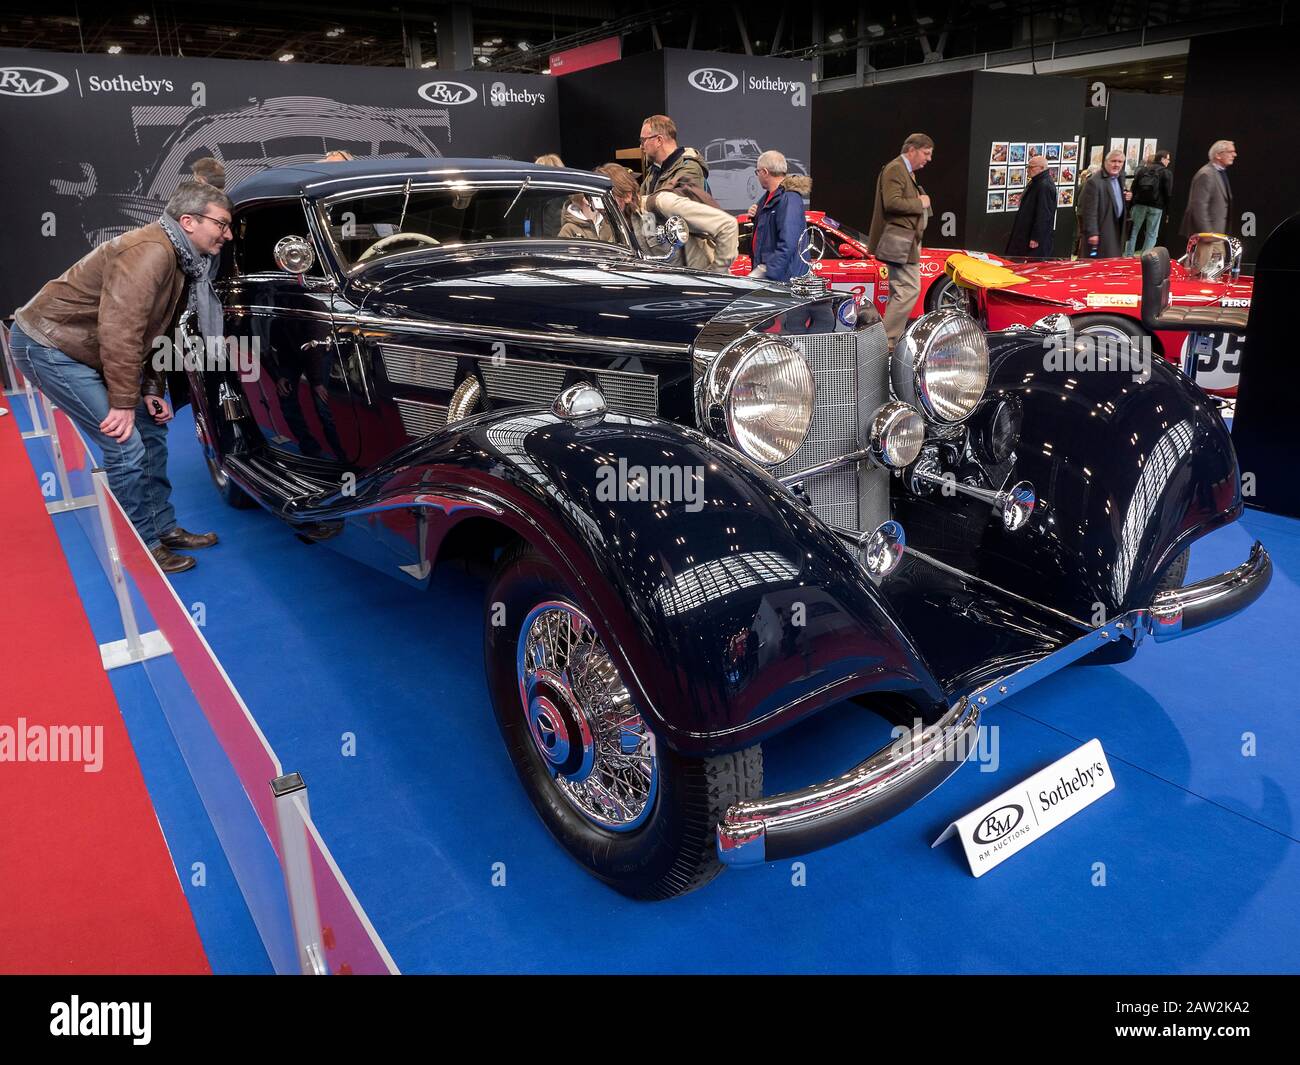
[91,468,171,670]
[41,393,97,514]
[270,773,327,975]
[2,324,21,398]
[20,375,46,440]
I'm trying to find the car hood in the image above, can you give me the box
[992,257,1147,308]
[346,248,801,350]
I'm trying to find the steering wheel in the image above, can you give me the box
[356,231,439,263]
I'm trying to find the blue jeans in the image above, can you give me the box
[8,321,176,549]
[1125,205,1163,255]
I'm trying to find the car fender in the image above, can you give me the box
[307,407,949,755]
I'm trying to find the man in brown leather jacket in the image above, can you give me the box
[8,182,231,573]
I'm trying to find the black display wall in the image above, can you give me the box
[559,48,813,213]
[1174,24,1300,266]
[965,72,1086,255]
[812,72,971,245]
[556,50,664,173]
[0,47,558,312]
[813,71,1085,254]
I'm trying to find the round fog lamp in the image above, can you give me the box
[863,520,906,577]
[868,401,925,468]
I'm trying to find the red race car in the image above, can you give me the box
[969,233,1251,396]
[732,209,1008,320]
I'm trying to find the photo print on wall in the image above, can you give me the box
[988,165,1007,187]
[1045,143,1061,162]
[1009,142,1026,164]
[990,142,1009,164]
[1143,137,1158,164]
[1008,166,1026,189]
[1062,141,1079,164]
[987,190,1005,212]
[1027,142,1044,159]
[1057,186,1074,208]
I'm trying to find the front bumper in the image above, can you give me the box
[716,540,1271,867]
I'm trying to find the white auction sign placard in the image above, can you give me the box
[932,738,1114,877]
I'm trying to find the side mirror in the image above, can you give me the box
[274,235,315,274]
[838,242,865,260]
[1183,233,1242,283]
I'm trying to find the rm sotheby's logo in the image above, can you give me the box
[972,803,1024,845]
[490,81,546,107]
[0,66,69,97]
[418,80,478,105]
[688,67,739,93]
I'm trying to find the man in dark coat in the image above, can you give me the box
[1078,149,1128,258]
[1181,139,1236,237]
[1005,154,1056,257]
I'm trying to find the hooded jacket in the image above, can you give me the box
[557,199,615,242]
[751,175,811,283]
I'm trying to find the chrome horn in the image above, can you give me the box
[909,448,1036,532]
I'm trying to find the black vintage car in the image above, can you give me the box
[194,158,1271,899]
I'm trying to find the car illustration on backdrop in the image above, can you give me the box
[190,158,1269,900]
[50,95,451,248]
[971,233,1253,396]
[703,137,809,211]
[732,209,1010,320]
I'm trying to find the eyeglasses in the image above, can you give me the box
[638,133,661,146]
[196,214,233,235]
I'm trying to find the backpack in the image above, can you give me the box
[1133,165,1162,204]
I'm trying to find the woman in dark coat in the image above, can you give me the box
[1005,155,1056,257]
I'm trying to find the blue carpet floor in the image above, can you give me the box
[11,400,1299,973]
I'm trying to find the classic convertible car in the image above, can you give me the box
[731,208,1008,318]
[195,158,1271,899]
[971,233,1252,396]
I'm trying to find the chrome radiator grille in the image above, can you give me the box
[773,323,892,534]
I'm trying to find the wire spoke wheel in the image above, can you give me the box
[517,601,658,832]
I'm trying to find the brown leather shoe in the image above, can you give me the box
[160,527,219,549]
[151,543,197,573]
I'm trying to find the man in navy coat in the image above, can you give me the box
[749,150,810,283]
[1006,154,1056,258]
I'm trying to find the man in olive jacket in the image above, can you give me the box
[8,182,231,573]
[868,133,933,346]
[638,114,733,271]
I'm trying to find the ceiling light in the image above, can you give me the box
[107,44,122,54]
[867,23,884,36]
[518,41,530,51]
[325,27,345,38]
[133,14,150,25]
[477,55,490,64]
[828,30,844,44]
[279,53,295,62]
[1163,73,1174,79]
[916,15,934,25]
[421,59,437,68]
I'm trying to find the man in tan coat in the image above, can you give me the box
[869,133,934,346]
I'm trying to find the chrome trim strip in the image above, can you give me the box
[778,445,875,487]
[344,312,691,357]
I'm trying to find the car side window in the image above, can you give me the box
[231,200,324,277]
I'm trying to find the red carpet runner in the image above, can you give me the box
[0,412,209,974]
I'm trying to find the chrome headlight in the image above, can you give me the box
[706,336,815,465]
[868,401,925,468]
[892,308,989,423]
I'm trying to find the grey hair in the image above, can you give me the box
[756,149,788,175]
[1208,139,1235,161]
[166,180,232,221]
[1106,149,1126,162]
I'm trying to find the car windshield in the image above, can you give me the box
[820,216,870,248]
[325,184,632,267]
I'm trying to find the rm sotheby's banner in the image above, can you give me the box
[0,48,558,311]
[662,49,812,213]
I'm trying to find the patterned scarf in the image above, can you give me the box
[157,211,223,351]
